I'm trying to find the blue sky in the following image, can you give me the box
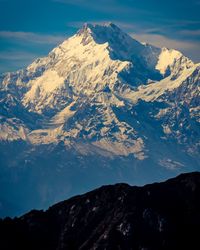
[0,0,200,73]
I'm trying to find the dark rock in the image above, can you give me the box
[0,172,200,250]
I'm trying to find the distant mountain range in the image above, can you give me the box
[1,172,200,250]
[0,23,199,217]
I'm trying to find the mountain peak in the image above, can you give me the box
[76,21,144,60]
[77,22,123,40]
[80,22,120,31]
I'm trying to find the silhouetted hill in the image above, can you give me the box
[0,172,200,250]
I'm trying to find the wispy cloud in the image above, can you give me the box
[0,50,37,61]
[54,0,122,13]
[179,29,200,36]
[66,20,141,31]
[0,31,67,73]
[131,32,200,62]
[68,19,200,37]
[0,31,66,45]
[0,50,41,73]
[131,33,195,50]
[67,21,104,29]
[54,0,151,15]
[54,0,90,4]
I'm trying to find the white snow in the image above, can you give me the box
[23,70,65,109]
[156,48,182,75]
[51,101,76,125]
[121,64,199,103]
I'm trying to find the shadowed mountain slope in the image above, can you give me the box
[1,172,200,250]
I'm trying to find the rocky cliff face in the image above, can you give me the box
[0,23,199,217]
[1,172,200,250]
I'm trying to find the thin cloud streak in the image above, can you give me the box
[54,0,152,15]
[66,20,154,33]
[131,32,200,62]
[54,0,128,13]
[0,50,41,73]
[131,33,196,49]
[0,31,66,45]
[0,31,67,73]
[179,29,200,36]
[0,51,38,61]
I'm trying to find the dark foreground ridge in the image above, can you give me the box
[1,172,200,250]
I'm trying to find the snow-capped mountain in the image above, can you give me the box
[0,23,199,217]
